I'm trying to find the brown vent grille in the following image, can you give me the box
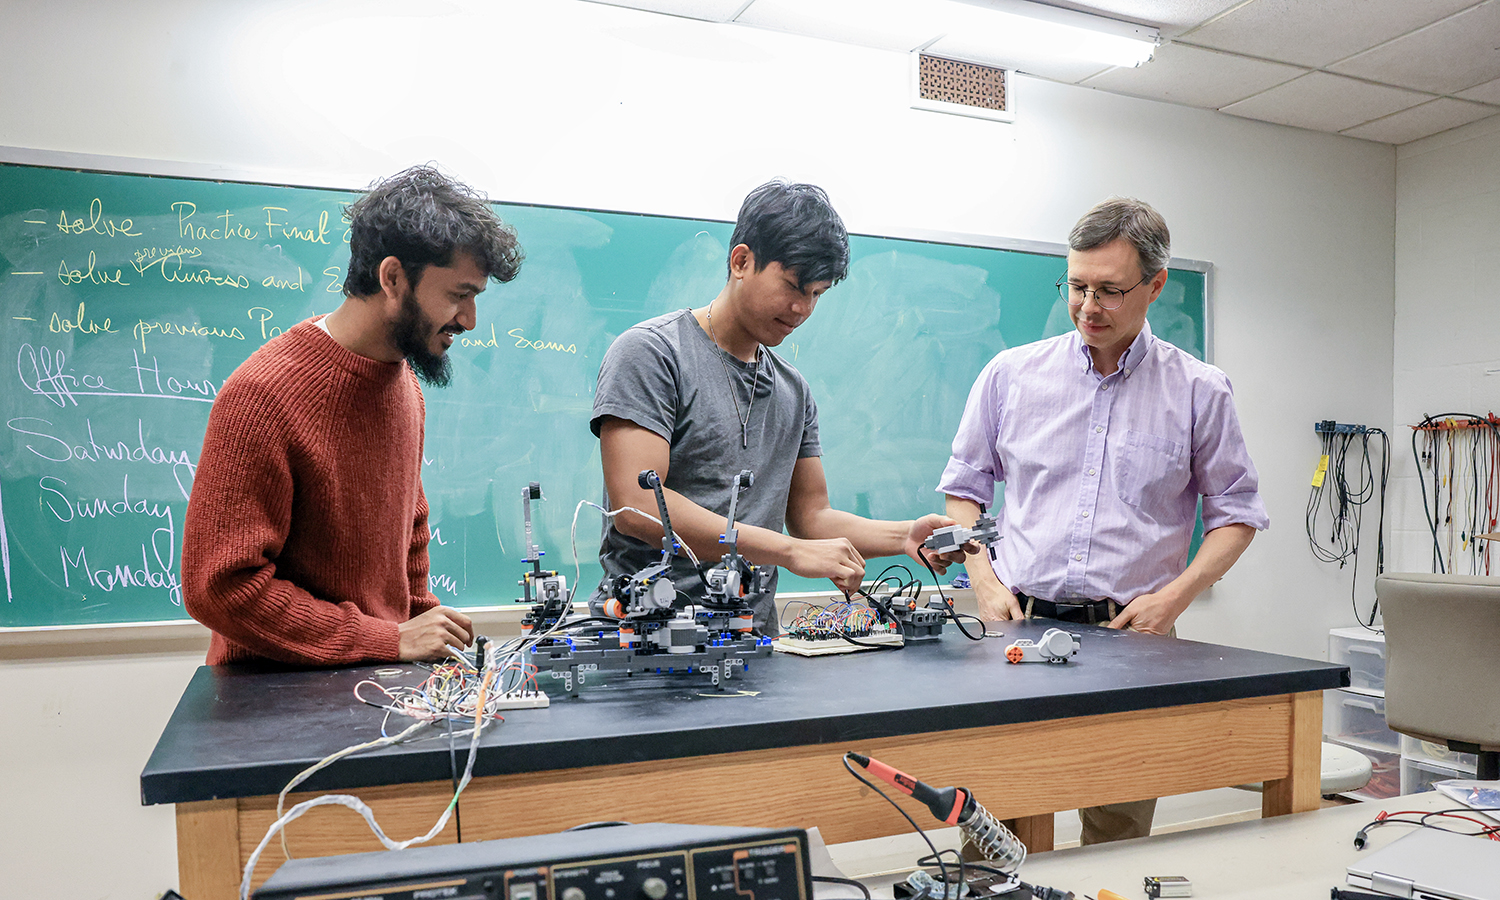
[918,54,1007,112]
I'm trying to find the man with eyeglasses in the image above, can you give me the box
[937,197,1268,845]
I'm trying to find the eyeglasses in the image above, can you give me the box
[1056,272,1151,311]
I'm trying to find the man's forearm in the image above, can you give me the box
[788,506,908,558]
[612,487,793,567]
[1154,522,1256,609]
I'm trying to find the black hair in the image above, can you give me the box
[728,180,849,288]
[343,164,524,298]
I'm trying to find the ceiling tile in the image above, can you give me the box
[1219,71,1432,133]
[1083,41,1306,108]
[925,33,1114,83]
[1456,77,1500,105]
[1341,98,1500,144]
[1030,1,1245,38]
[1329,1,1500,94]
[1182,0,1476,68]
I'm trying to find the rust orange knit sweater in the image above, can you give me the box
[183,318,438,665]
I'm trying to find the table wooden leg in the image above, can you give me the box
[1006,814,1054,853]
[1262,690,1323,817]
[178,798,240,900]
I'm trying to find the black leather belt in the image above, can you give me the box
[1014,591,1118,624]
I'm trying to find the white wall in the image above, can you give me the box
[0,0,1397,897]
[1391,116,1500,575]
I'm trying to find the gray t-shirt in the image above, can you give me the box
[590,309,822,632]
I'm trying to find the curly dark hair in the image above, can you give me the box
[343,165,523,297]
[728,180,849,289]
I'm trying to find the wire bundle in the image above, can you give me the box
[1413,414,1500,577]
[782,597,891,640]
[1305,425,1389,628]
[1354,806,1500,848]
[356,648,538,727]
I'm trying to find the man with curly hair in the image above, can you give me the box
[183,166,523,666]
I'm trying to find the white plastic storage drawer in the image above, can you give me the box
[1401,735,1479,772]
[1324,689,1399,751]
[1329,739,1401,800]
[1401,756,1474,795]
[1329,627,1387,694]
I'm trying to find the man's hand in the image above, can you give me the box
[976,579,1023,621]
[398,606,475,661]
[902,513,980,574]
[1107,589,1185,635]
[785,537,866,596]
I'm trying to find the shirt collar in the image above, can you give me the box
[1072,319,1155,379]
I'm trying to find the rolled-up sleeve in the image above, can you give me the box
[1192,372,1270,532]
[938,356,1007,506]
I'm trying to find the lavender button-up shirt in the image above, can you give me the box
[937,321,1268,604]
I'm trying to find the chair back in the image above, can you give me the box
[1374,572,1500,752]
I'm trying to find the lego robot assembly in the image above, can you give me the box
[518,471,772,696]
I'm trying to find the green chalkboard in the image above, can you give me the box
[0,160,1208,627]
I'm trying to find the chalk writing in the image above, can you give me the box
[172,202,258,241]
[58,251,129,286]
[130,350,220,400]
[49,302,117,335]
[60,517,181,607]
[16,343,216,406]
[161,263,249,289]
[430,573,459,596]
[247,306,283,340]
[261,267,307,291]
[6,417,197,499]
[56,199,141,237]
[133,318,246,353]
[133,245,202,274]
[322,266,343,294]
[17,343,113,407]
[131,236,246,288]
[458,324,577,354]
[38,474,175,531]
[0,479,10,602]
[262,207,332,244]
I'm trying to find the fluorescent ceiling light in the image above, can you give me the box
[583,0,1159,69]
[579,0,750,23]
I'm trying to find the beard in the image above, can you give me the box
[390,288,453,387]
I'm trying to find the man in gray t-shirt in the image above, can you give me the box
[590,180,968,633]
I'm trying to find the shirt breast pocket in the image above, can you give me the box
[1114,430,1189,510]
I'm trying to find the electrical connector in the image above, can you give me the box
[1313,420,1368,435]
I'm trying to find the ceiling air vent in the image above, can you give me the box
[911,52,1014,123]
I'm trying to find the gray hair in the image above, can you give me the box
[1068,197,1170,278]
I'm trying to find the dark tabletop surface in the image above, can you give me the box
[140,618,1349,805]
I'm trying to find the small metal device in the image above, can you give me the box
[1144,875,1192,898]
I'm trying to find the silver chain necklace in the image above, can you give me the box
[706,301,761,449]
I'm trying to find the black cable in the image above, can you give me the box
[915,550,985,641]
[812,875,873,900]
[1353,806,1500,848]
[566,820,634,830]
[1307,425,1390,630]
[1412,413,1492,573]
[840,753,949,893]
